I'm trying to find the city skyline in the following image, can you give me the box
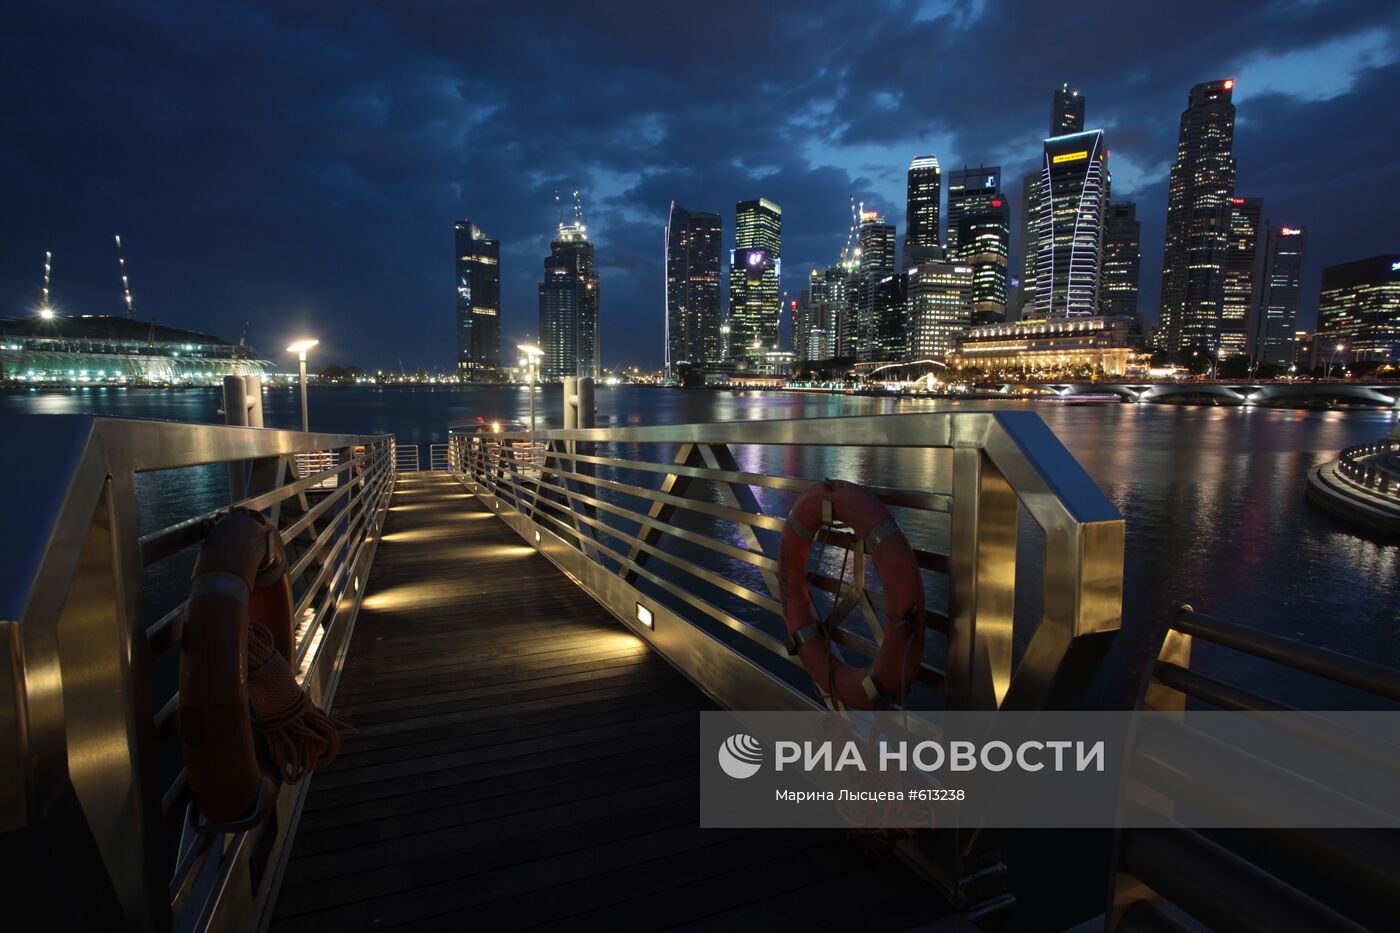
[3,1,1398,368]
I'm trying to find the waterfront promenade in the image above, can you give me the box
[269,472,937,931]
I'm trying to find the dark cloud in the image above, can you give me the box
[1,0,1396,368]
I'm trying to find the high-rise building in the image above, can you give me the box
[907,260,973,360]
[870,273,908,362]
[1034,130,1109,319]
[728,198,782,363]
[1246,223,1306,369]
[904,156,942,266]
[1100,202,1142,325]
[1158,79,1238,355]
[835,264,861,359]
[1220,196,1264,359]
[1017,170,1043,317]
[947,165,1002,257]
[664,203,723,379]
[538,214,600,381]
[1051,83,1085,137]
[855,211,898,361]
[455,220,501,381]
[797,267,842,361]
[1316,255,1400,366]
[957,197,1010,326]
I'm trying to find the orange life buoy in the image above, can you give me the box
[179,508,347,827]
[778,480,926,709]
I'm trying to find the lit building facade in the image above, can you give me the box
[455,220,501,381]
[664,203,723,379]
[1100,202,1141,326]
[1246,223,1306,369]
[870,273,908,362]
[538,218,600,381]
[1220,196,1264,359]
[904,156,942,266]
[1158,79,1237,354]
[1051,83,1085,137]
[855,211,898,360]
[947,165,1002,257]
[952,315,1137,377]
[728,198,782,363]
[797,267,841,361]
[1034,130,1109,319]
[956,199,1010,326]
[907,261,973,361]
[1316,254,1400,365]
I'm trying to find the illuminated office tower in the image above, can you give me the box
[870,273,908,362]
[1017,170,1043,317]
[1100,201,1141,325]
[664,203,723,379]
[1247,223,1307,369]
[1316,254,1400,365]
[904,156,942,266]
[1052,83,1085,137]
[728,198,782,363]
[946,165,1002,257]
[1220,196,1264,359]
[455,220,501,381]
[1159,79,1238,354]
[538,213,600,381]
[907,260,973,360]
[855,211,898,360]
[1034,130,1109,318]
[956,197,1010,326]
[797,267,842,361]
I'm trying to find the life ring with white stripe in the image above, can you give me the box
[778,480,926,709]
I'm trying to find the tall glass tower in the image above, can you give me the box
[904,156,942,266]
[664,203,722,379]
[1051,84,1085,137]
[1034,129,1109,318]
[946,165,1002,258]
[1247,223,1306,369]
[1100,201,1142,325]
[728,198,782,363]
[455,220,501,381]
[1159,79,1237,354]
[1221,196,1264,359]
[538,215,600,381]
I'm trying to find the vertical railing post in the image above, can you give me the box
[222,375,249,502]
[947,446,1017,710]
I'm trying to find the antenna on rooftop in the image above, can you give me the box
[40,235,54,315]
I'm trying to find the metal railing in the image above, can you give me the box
[1336,438,1400,501]
[391,442,451,473]
[0,415,394,933]
[1109,605,1400,932]
[447,410,1125,714]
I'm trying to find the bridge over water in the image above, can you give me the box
[2,401,1397,932]
[1000,380,1400,408]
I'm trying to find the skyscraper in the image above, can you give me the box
[1316,255,1400,365]
[728,198,782,363]
[1051,84,1085,137]
[538,213,600,381]
[1100,201,1142,324]
[907,260,973,360]
[1247,223,1306,369]
[664,203,723,379]
[455,220,501,381]
[797,267,841,361]
[1034,130,1109,318]
[870,273,908,362]
[1158,79,1238,355]
[1017,170,1043,317]
[947,165,1002,257]
[1221,196,1264,359]
[956,197,1010,326]
[904,156,942,266]
[855,210,898,361]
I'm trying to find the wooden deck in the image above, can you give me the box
[268,472,937,931]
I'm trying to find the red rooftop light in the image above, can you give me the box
[1223,79,1235,89]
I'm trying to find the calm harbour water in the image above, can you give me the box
[4,383,1397,706]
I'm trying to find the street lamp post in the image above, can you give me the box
[286,339,319,431]
[517,343,543,447]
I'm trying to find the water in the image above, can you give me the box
[4,383,1397,706]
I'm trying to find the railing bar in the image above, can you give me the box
[535,462,788,533]
[1173,609,1400,701]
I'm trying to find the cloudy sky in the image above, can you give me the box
[2,0,1397,369]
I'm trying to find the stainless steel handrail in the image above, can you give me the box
[0,415,394,933]
[447,410,1125,713]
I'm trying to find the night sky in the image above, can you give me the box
[3,1,1398,370]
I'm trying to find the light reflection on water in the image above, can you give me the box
[4,384,1396,707]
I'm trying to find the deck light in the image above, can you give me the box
[636,603,654,629]
[534,530,542,543]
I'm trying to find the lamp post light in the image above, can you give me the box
[286,339,319,431]
[517,343,543,446]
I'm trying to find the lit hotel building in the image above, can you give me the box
[455,220,501,381]
[1315,255,1400,366]
[728,198,782,364]
[1033,129,1109,319]
[907,261,973,361]
[951,315,1138,377]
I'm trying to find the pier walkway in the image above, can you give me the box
[268,473,936,932]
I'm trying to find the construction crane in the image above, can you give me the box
[572,189,586,233]
[238,321,249,348]
[115,234,136,319]
[840,196,864,267]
